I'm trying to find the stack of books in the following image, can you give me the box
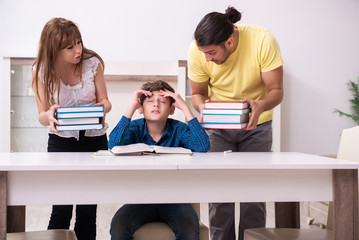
[201,101,250,129]
[55,105,104,131]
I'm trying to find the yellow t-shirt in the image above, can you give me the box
[188,24,283,124]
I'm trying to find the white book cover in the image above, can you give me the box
[58,117,100,125]
[202,113,249,124]
[202,108,251,115]
[55,123,103,131]
[204,101,249,109]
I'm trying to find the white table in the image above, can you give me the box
[0,152,358,240]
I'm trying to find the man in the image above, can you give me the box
[188,6,284,240]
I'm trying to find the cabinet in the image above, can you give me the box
[2,57,48,152]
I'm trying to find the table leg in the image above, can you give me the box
[274,202,300,228]
[333,169,358,240]
[0,171,7,240]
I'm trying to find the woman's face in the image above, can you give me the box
[58,39,83,64]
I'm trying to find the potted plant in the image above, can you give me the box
[334,79,359,125]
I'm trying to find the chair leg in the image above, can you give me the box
[307,217,314,225]
[7,206,25,233]
[275,202,300,228]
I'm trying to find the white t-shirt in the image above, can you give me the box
[39,56,108,140]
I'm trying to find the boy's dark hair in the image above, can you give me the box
[140,80,175,105]
[194,6,242,46]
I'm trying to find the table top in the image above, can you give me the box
[0,152,358,171]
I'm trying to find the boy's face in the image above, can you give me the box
[139,91,175,122]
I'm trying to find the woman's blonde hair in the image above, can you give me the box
[33,17,104,106]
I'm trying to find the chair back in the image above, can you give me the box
[326,126,359,230]
[337,126,359,162]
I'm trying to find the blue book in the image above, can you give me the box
[56,106,104,119]
[202,113,249,124]
[56,105,104,113]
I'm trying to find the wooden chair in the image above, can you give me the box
[7,230,77,240]
[133,203,209,240]
[244,126,359,240]
[305,154,337,229]
[5,199,77,240]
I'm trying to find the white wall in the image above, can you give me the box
[1,0,358,154]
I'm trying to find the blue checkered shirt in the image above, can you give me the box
[108,116,210,152]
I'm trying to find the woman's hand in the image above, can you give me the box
[47,104,60,132]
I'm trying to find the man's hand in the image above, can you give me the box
[241,99,264,130]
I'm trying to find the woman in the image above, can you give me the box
[32,17,112,240]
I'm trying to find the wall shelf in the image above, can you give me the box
[104,74,177,82]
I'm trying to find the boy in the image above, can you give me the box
[108,80,210,240]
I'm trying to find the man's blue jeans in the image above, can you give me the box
[110,203,199,240]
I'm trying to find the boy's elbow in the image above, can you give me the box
[204,142,210,152]
[198,141,210,152]
[108,139,115,149]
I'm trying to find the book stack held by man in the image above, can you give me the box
[55,105,104,131]
[200,101,250,129]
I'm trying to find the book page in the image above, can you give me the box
[110,143,154,155]
[151,145,192,155]
[93,150,114,156]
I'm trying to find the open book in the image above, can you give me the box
[110,143,193,155]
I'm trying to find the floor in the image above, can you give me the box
[26,202,323,240]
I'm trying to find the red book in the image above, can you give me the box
[201,122,248,129]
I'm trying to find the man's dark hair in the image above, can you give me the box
[140,80,175,105]
[194,6,242,46]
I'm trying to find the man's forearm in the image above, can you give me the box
[258,88,283,112]
[191,93,208,113]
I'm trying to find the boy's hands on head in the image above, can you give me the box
[159,89,186,110]
[125,90,152,118]
[160,89,195,121]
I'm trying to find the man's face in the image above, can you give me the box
[139,91,174,122]
[197,43,232,65]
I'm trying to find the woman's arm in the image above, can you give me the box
[32,70,59,132]
[94,64,112,114]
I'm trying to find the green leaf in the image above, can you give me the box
[334,79,359,125]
